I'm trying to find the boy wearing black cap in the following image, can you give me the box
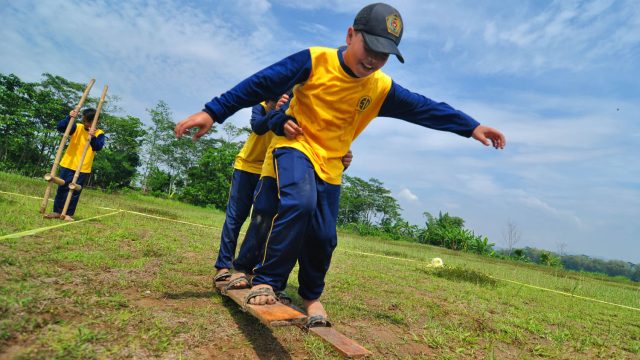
[176,3,505,327]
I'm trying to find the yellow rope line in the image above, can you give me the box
[340,249,640,312]
[0,210,122,241]
[0,190,46,201]
[98,206,220,230]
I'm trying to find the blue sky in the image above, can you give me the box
[1,0,638,262]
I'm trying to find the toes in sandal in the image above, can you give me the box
[242,286,277,311]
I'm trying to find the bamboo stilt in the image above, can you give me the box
[40,79,95,214]
[60,84,108,219]
[43,174,66,186]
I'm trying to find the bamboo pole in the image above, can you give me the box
[60,84,108,220]
[40,79,95,214]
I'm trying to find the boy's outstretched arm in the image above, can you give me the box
[175,111,214,140]
[471,125,505,149]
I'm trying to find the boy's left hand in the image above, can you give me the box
[342,150,353,170]
[283,119,304,139]
[472,125,505,149]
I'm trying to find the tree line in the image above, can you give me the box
[1,72,637,282]
[0,72,244,209]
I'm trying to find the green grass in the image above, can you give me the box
[1,171,639,359]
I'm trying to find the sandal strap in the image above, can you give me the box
[222,275,250,294]
[242,287,277,311]
[275,290,292,305]
[213,271,232,282]
[305,315,332,330]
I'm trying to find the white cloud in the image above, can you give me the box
[396,188,419,202]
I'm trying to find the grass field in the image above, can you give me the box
[1,171,639,359]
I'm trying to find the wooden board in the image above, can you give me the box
[309,326,373,358]
[215,279,372,357]
[215,280,306,327]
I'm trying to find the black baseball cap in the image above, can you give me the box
[353,3,404,63]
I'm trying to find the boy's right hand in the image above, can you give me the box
[69,110,79,118]
[283,119,303,140]
[175,111,214,140]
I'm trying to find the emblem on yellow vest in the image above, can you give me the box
[386,14,402,37]
[357,96,372,112]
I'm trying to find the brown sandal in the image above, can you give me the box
[221,275,250,294]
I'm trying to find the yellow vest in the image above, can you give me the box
[60,124,104,173]
[234,102,276,174]
[262,47,392,184]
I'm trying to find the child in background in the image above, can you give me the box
[45,109,105,221]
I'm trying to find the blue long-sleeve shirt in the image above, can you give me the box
[204,48,479,137]
[249,104,271,135]
[57,116,105,151]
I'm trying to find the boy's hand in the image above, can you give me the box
[283,119,303,140]
[342,150,353,170]
[88,129,96,137]
[69,110,79,118]
[175,111,214,140]
[276,94,290,110]
[472,125,505,149]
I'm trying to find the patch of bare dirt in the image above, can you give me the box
[0,344,27,360]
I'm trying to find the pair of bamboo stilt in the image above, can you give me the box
[39,79,108,219]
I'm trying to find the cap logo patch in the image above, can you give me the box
[357,96,372,112]
[386,14,402,37]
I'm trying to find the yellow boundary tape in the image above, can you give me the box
[2,190,638,312]
[0,210,122,241]
[98,206,219,230]
[339,249,640,312]
[0,190,45,201]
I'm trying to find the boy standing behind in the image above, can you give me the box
[176,3,505,327]
[213,97,282,286]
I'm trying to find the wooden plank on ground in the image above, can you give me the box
[309,327,373,358]
[215,279,372,357]
[215,280,306,327]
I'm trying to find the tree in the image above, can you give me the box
[539,251,561,267]
[631,266,640,282]
[0,72,143,189]
[502,220,521,256]
[338,175,401,226]
[417,212,493,254]
[0,73,82,176]
[556,242,568,256]
[180,139,241,208]
[90,114,145,189]
[140,101,176,192]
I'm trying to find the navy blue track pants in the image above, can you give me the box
[252,147,341,300]
[233,176,280,282]
[214,169,260,270]
[53,166,88,216]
